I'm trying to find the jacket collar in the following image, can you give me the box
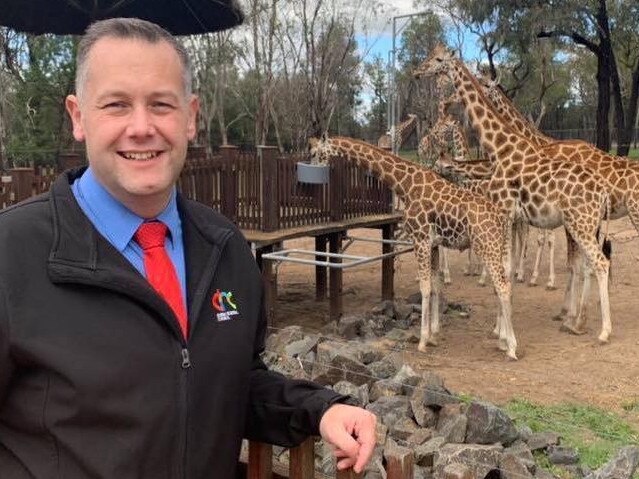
[47,168,235,341]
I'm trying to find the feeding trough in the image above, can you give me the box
[297,162,330,184]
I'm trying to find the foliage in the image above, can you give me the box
[505,398,639,471]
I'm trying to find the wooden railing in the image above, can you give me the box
[1,146,394,234]
[244,438,414,479]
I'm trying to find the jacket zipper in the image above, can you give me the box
[178,346,191,478]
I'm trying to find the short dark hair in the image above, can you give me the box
[75,17,192,100]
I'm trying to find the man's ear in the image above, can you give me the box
[187,94,199,141]
[65,95,85,142]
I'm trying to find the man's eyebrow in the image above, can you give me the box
[95,91,130,103]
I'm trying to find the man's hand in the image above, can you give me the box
[319,403,377,473]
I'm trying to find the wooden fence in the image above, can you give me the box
[177,145,393,232]
[243,437,414,479]
[0,166,58,209]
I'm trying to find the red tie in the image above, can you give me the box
[134,221,188,339]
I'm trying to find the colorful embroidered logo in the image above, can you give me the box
[212,289,239,322]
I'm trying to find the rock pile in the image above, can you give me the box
[261,299,639,479]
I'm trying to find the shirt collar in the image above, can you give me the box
[75,167,180,252]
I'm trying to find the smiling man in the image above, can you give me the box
[0,18,375,478]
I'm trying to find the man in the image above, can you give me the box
[0,18,375,478]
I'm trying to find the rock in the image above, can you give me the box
[352,343,386,365]
[465,401,519,445]
[526,431,561,451]
[284,334,319,359]
[332,381,369,407]
[371,300,397,318]
[395,302,414,320]
[265,325,305,354]
[422,383,460,409]
[390,416,421,442]
[436,404,468,443]
[414,465,435,479]
[370,378,404,401]
[535,468,559,479]
[415,436,447,467]
[311,342,372,386]
[584,446,639,479]
[518,424,534,442]
[369,359,398,379]
[441,462,474,479]
[547,445,580,465]
[505,440,536,472]
[407,428,434,447]
[562,465,591,478]
[386,328,413,341]
[338,314,365,339]
[368,314,396,336]
[366,395,411,429]
[374,422,388,445]
[410,384,438,428]
[394,364,422,394]
[434,443,504,479]
[407,291,422,304]
[500,452,534,479]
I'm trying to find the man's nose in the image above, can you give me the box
[126,106,155,137]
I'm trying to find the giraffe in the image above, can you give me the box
[480,72,639,303]
[309,134,518,359]
[476,73,559,289]
[432,114,532,283]
[378,114,418,151]
[414,45,613,343]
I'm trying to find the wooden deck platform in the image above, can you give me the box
[243,213,405,325]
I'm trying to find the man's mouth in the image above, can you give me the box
[119,151,162,161]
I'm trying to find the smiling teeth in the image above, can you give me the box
[122,151,159,160]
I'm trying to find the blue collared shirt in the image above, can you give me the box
[71,167,187,306]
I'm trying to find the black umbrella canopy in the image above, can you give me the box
[0,0,244,35]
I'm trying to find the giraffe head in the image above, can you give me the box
[309,133,338,165]
[413,44,456,79]
[476,69,501,104]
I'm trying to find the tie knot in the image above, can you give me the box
[135,221,168,250]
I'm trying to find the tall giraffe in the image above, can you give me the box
[414,45,613,343]
[481,72,639,305]
[309,135,518,359]
[378,114,418,151]
[477,73,559,289]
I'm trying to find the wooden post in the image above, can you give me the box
[328,232,343,321]
[220,145,239,223]
[247,440,273,479]
[259,245,277,327]
[329,157,344,222]
[9,168,35,203]
[57,151,84,171]
[289,437,315,479]
[381,223,396,301]
[384,447,414,479]
[315,235,328,301]
[336,470,364,479]
[259,145,279,232]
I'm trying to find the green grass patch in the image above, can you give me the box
[505,398,639,471]
[622,398,639,413]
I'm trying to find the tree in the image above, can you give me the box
[364,55,388,141]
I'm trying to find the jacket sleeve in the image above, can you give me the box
[0,278,14,407]
[243,294,353,448]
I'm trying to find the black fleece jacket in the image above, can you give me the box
[0,169,346,478]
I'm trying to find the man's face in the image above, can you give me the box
[66,37,198,216]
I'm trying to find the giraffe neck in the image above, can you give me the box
[448,62,536,162]
[329,137,425,198]
[449,121,472,161]
[395,116,416,149]
[488,87,551,147]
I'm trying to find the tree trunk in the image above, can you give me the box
[618,64,639,156]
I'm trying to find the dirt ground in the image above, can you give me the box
[269,217,639,425]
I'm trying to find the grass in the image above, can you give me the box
[504,398,639,475]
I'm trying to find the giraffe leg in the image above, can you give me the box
[478,265,488,286]
[545,231,557,290]
[463,249,472,275]
[482,247,517,359]
[560,257,590,336]
[555,229,580,322]
[414,241,435,352]
[515,221,528,283]
[430,246,442,336]
[529,229,545,287]
[439,246,452,285]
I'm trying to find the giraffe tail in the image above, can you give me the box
[598,193,613,279]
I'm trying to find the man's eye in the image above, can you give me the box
[103,102,127,109]
[151,102,175,110]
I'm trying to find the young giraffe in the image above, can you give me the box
[378,114,418,151]
[433,115,530,285]
[414,45,613,343]
[309,135,518,359]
